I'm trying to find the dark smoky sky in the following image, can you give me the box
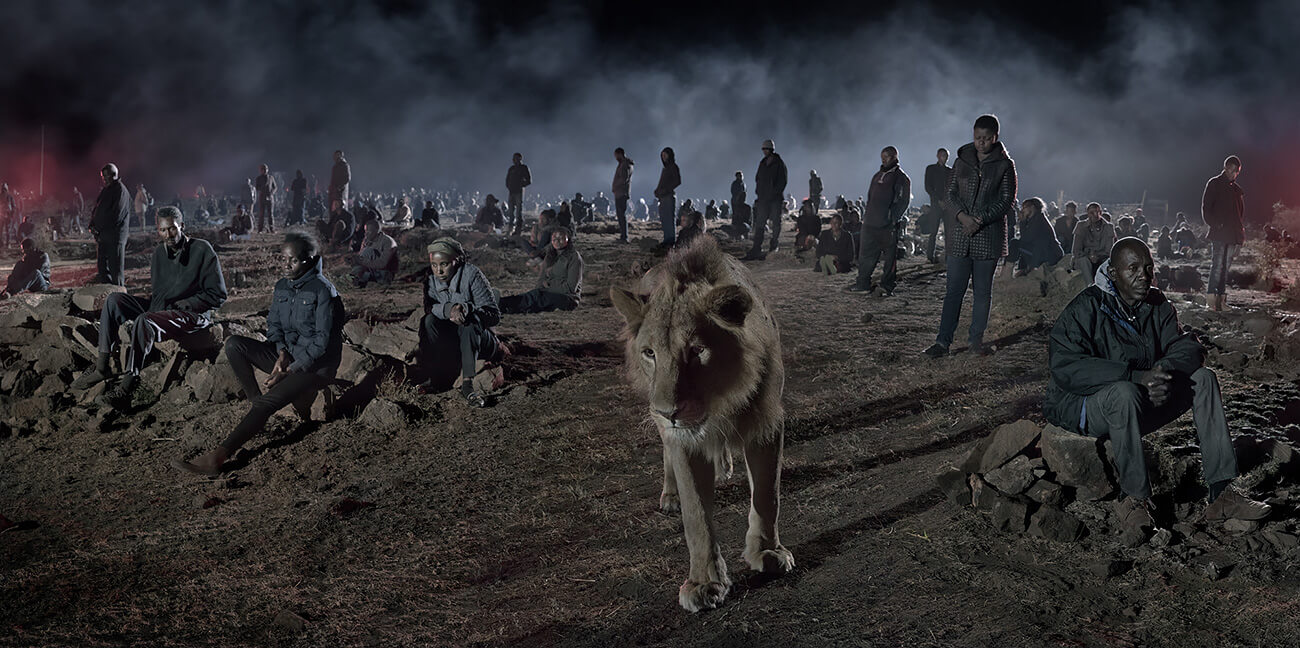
[2,0,1298,222]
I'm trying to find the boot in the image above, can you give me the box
[98,373,138,407]
[71,353,113,390]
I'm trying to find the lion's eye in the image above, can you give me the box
[642,348,655,360]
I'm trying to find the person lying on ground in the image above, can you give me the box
[815,213,855,275]
[1045,237,1269,529]
[501,228,583,314]
[172,232,344,476]
[0,238,51,299]
[350,219,399,288]
[72,207,227,406]
[413,237,505,407]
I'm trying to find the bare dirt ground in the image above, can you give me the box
[3,219,1300,648]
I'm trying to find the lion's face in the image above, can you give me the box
[614,281,759,436]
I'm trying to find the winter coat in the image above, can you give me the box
[267,257,345,377]
[538,246,584,301]
[506,162,532,194]
[816,229,855,267]
[148,237,228,316]
[1044,261,1204,431]
[6,249,50,293]
[862,163,912,230]
[92,179,132,237]
[612,157,634,199]
[1201,172,1244,245]
[423,263,500,327]
[329,159,351,204]
[924,162,951,203]
[754,153,788,202]
[730,178,746,205]
[1016,212,1064,271]
[809,175,823,197]
[946,141,1016,260]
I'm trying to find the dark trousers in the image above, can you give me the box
[615,196,629,241]
[925,202,946,262]
[658,195,676,245]
[290,199,306,226]
[95,229,128,286]
[500,289,578,314]
[936,256,997,348]
[419,314,499,384]
[256,200,275,232]
[855,225,898,292]
[97,293,210,375]
[222,336,329,453]
[507,192,524,234]
[750,199,783,253]
[1083,367,1238,499]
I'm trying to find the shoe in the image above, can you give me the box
[1204,489,1271,521]
[969,342,994,356]
[922,343,949,358]
[871,286,891,298]
[464,391,487,408]
[71,368,110,390]
[768,245,780,254]
[740,251,766,261]
[97,376,138,407]
[845,283,871,293]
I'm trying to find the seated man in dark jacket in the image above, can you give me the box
[416,237,506,406]
[1,238,51,299]
[475,195,505,233]
[72,207,228,405]
[1046,237,1269,527]
[501,228,584,314]
[815,213,855,274]
[674,209,706,249]
[173,233,344,475]
[1013,197,1064,275]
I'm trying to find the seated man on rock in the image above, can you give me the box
[415,237,506,407]
[72,206,228,406]
[1046,237,1269,526]
[0,238,51,299]
[501,228,583,314]
[172,233,344,475]
[350,219,399,288]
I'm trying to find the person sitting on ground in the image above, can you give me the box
[675,209,707,248]
[1046,237,1269,530]
[1071,201,1116,277]
[501,228,583,314]
[0,238,51,299]
[419,200,440,228]
[72,206,228,406]
[415,237,505,407]
[555,201,575,233]
[1133,208,1151,240]
[221,204,253,242]
[317,204,355,249]
[1115,215,1136,239]
[722,200,751,240]
[815,213,855,275]
[385,196,415,230]
[1156,226,1180,259]
[1013,197,1064,275]
[1174,223,1200,252]
[172,232,343,476]
[795,198,821,253]
[474,195,504,233]
[351,219,399,287]
[705,199,719,222]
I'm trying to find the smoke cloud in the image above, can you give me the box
[1,0,1297,221]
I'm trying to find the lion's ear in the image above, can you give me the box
[611,287,650,332]
[706,284,751,329]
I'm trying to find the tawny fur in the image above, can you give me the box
[611,236,793,613]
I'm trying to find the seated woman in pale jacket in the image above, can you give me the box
[501,228,583,314]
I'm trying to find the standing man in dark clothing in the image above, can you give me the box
[288,170,308,226]
[328,150,350,215]
[743,139,788,260]
[0,184,16,247]
[612,147,634,242]
[849,146,911,295]
[654,147,681,247]
[1054,201,1079,254]
[71,186,86,233]
[1202,155,1244,312]
[924,114,1016,358]
[72,207,228,405]
[505,152,532,236]
[90,163,133,286]
[0,238,51,298]
[731,171,746,208]
[1045,237,1269,527]
[172,232,343,476]
[924,148,952,263]
[255,164,278,233]
[809,170,824,210]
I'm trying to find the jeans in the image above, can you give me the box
[500,289,578,314]
[507,191,524,234]
[5,269,49,295]
[936,255,997,348]
[97,293,211,375]
[615,196,629,241]
[1082,367,1238,499]
[750,199,783,253]
[1207,242,1238,295]
[658,195,676,245]
[222,335,330,452]
[855,226,898,292]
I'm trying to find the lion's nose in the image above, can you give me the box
[655,407,681,423]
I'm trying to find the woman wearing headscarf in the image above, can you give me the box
[416,237,506,406]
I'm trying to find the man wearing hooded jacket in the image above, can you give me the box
[743,138,788,260]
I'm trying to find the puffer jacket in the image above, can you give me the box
[946,141,1016,260]
[1044,261,1203,431]
[267,257,345,377]
[754,153,788,202]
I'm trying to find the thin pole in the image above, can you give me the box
[39,125,45,197]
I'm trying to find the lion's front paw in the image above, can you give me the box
[678,578,730,612]
[659,491,680,514]
[745,546,795,574]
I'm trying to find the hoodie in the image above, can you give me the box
[1044,260,1204,432]
[655,148,680,199]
